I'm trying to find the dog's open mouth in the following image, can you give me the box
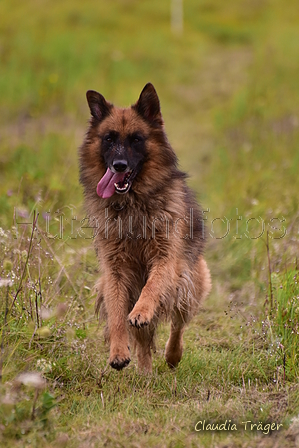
[97,168,134,198]
[114,170,133,194]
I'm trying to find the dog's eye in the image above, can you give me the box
[103,131,119,143]
[105,136,112,143]
[131,134,144,144]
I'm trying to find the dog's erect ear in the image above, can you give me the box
[86,90,112,122]
[133,83,163,126]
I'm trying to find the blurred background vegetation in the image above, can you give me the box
[1,0,299,446]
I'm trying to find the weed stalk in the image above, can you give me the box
[266,231,273,312]
[10,211,39,313]
[0,285,9,383]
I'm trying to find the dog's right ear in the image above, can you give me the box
[133,83,163,127]
[86,90,112,122]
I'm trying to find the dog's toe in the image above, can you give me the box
[128,313,150,329]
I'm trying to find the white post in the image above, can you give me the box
[171,0,183,35]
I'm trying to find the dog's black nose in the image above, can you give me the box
[113,160,128,172]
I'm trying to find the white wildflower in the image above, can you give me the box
[0,227,8,238]
[40,306,54,320]
[15,372,46,389]
[36,358,54,373]
[0,278,13,288]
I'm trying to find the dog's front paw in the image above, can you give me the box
[110,356,131,370]
[109,349,131,371]
[128,307,151,329]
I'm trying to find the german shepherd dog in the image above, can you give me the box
[79,83,211,373]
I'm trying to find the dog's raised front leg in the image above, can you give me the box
[128,260,174,329]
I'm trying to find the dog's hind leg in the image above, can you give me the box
[165,308,185,368]
[192,256,212,307]
[165,256,211,368]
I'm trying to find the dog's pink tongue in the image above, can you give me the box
[96,168,125,198]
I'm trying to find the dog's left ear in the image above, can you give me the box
[133,83,163,126]
[86,90,112,122]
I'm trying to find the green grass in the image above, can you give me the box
[1,0,299,446]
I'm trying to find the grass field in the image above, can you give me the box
[1,0,299,446]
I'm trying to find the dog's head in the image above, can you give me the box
[83,83,177,199]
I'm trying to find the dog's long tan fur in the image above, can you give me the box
[79,83,211,373]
